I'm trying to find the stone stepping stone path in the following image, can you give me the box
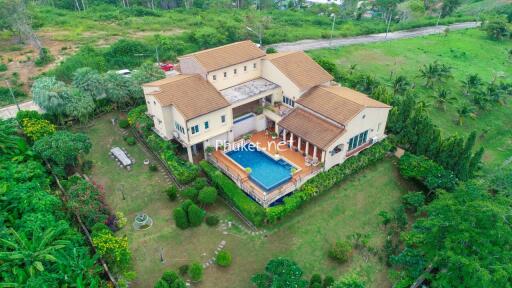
[218,219,267,237]
[202,240,227,268]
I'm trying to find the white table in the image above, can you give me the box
[111,147,132,167]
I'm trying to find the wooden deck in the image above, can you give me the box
[209,131,322,207]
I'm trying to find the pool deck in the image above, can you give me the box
[209,131,322,207]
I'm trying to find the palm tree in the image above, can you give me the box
[0,226,71,279]
[348,64,357,75]
[456,102,476,126]
[461,74,483,97]
[432,88,455,111]
[54,247,102,287]
[0,120,25,156]
[416,100,433,115]
[392,75,412,96]
[418,61,452,88]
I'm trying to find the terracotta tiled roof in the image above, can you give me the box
[144,74,230,120]
[278,108,344,150]
[178,40,265,72]
[297,86,391,125]
[264,51,333,91]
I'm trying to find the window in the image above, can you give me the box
[213,75,217,80]
[175,122,185,134]
[221,115,226,124]
[223,72,227,78]
[253,63,257,69]
[233,68,237,74]
[204,121,209,130]
[153,101,156,105]
[377,122,382,132]
[348,130,369,151]
[244,66,247,72]
[191,125,199,135]
[146,101,150,104]
[283,96,295,107]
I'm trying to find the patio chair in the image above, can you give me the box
[304,156,311,167]
[312,158,319,167]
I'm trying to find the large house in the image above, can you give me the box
[143,41,390,207]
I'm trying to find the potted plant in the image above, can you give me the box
[206,146,215,155]
[291,167,297,174]
[270,131,277,139]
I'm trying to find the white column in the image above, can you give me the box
[187,146,193,163]
[305,142,309,156]
[289,133,294,147]
[274,123,279,133]
[321,150,326,162]
[298,137,302,151]
[313,146,318,160]
[282,129,287,142]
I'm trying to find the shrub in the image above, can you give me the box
[200,161,266,226]
[216,250,232,267]
[401,191,425,212]
[154,279,169,288]
[399,153,457,192]
[35,48,54,67]
[0,63,7,72]
[21,118,56,141]
[149,164,158,172]
[182,187,199,201]
[189,262,203,282]
[119,119,130,129]
[165,185,178,201]
[266,47,277,54]
[91,222,110,236]
[205,215,220,226]
[328,240,352,263]
[161,271,179,285]
[198,186,218,205]
[171,279,186,288]
[178,264,189,276]
[173,207,189,229]
[310,274,322,286]
[187,204,205,227]
[323,275,335,288]
[125,136,136,146]
[193,177,208,190]
[16,110,42,122]
[181,199,194,211]
[115,211,127,229]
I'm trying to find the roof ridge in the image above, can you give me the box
[319,86,365,107]
[180,40,254,58]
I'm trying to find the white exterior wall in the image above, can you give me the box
[323,107,390,170]
[144,94,174,139]
[178,57,207,78]
[186,107,233,146]
[261,60,302,103]
[207,59,262,90]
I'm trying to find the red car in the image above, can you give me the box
[159,63,174,72]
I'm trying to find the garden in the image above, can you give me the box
[77,113,411,287]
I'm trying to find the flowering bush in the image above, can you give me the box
[93,230,132,272]
[21,118,56,141]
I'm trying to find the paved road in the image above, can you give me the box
[269,22,480,52]
[0,101,42,119]
[0,22,480,119]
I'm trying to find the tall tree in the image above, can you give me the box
[31,77,71,123]
[72,67,106,100]
[65,89,96,124]
[251,258,308,288]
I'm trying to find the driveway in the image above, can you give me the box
[0,22,480,119]
[269,22,481,52]
[0,101,42,119]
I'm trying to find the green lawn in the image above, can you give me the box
[79,113,410,287]
[309,29,512,167]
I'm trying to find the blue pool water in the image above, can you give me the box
[226,144,293,192]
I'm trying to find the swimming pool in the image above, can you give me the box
[226,144,293,192]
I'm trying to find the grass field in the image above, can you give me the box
[309,29,512,167]
[79,113,410,287]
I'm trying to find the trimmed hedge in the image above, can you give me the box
[266,140,393,223]
[199,160,266,227]
[398,152,457,192]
